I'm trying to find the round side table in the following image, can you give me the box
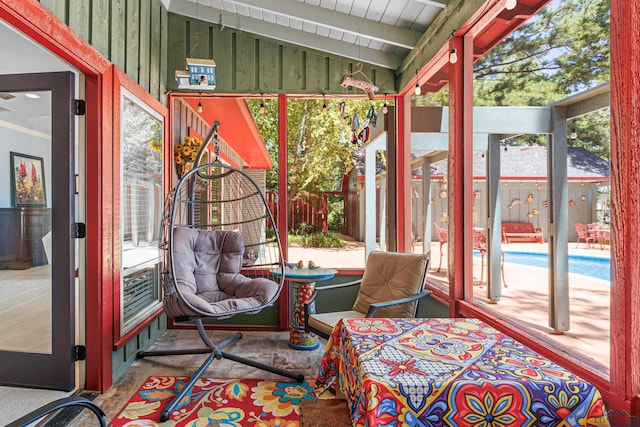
[273,267,337,350]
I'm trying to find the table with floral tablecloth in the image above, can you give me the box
[315,317,609,427]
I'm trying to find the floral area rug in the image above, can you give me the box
[110,376,334,426]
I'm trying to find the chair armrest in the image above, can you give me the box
[365,290,433,317]
[314,279,362,292]
[305,279,362,305]
[303,279,362,331]
[7,396,106,427]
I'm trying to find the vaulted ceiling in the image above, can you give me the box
[163,0,449,71]
[163,0,551,94]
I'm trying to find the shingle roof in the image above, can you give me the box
[428,146,609,180]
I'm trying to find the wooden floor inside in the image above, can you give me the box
[0,265,52,353]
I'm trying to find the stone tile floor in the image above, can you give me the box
[70,329,327,426]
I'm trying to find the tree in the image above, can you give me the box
[247,97,387,202]
[474,0,609,105]
[471,0,610,158]
[121,98,163,175]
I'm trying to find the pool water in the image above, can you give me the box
[475,251,611,282]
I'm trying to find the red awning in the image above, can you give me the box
[184,97,272,169]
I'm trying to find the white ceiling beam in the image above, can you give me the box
[411,0,448,7]
[224,0,422,49]
[170,0,402,69]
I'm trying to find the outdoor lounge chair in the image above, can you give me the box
[303,251,432,339]
[434,223,448,272]
[473,229,507,288]
[576,223,596,248]
[588,222,610,249]
[137,159,304,422]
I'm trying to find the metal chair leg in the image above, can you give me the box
[7,396,106,427]
[137,319,305,423]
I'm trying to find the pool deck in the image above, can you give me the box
[289,238,611,370]
[430,241,610,370]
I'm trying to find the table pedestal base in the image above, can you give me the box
[289,281,319,350]
[288,329,319,350]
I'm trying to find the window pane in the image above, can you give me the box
[120,89,163,334]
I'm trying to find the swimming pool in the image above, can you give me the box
[476,251,611,282]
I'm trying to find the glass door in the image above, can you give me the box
[0,72,77,390]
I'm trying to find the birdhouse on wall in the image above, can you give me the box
[175,58,216,90]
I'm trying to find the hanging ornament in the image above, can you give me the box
[366,105,375,119]
[508,198,522,209]
[543,200,549,208]
[342,115,351,127]
[358,126,370,144]
[364,105,377,128]
[352,112,360,131]
[527,212,533,218]
[430,198,436,205]
[339,101,345,116]
[532,208,540,215]
[351,131,358,145]
[569,199,576,207]
[525,193,533,204]
[340,73,379,100]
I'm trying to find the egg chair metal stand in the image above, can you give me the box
[137,122,304,422]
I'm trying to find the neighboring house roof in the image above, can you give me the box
[353,146,609,182]
[428,146,610,181]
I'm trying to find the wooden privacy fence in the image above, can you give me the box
[266,190,344,233]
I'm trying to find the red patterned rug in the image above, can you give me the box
[110,376,336,426]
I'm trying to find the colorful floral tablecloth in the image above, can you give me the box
[315,318,610,427]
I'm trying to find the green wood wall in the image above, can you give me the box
[112,315,167,382]
[40,0,169,102]
[167,13,397,95]
[38,0,396,97]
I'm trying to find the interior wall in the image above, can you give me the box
[0,128,51,207]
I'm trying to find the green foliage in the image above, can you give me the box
[474,0,609,105]
[327,195,345,232]
[247,98,388,198]
[440,211,448,224]
[288,232,346,248]
[471,0,610,160]
[569,109,610,161]
[293,222,318,236]
[121,98,163,174]
[413,91,447,107]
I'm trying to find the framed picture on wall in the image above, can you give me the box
[10,152,47,207]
